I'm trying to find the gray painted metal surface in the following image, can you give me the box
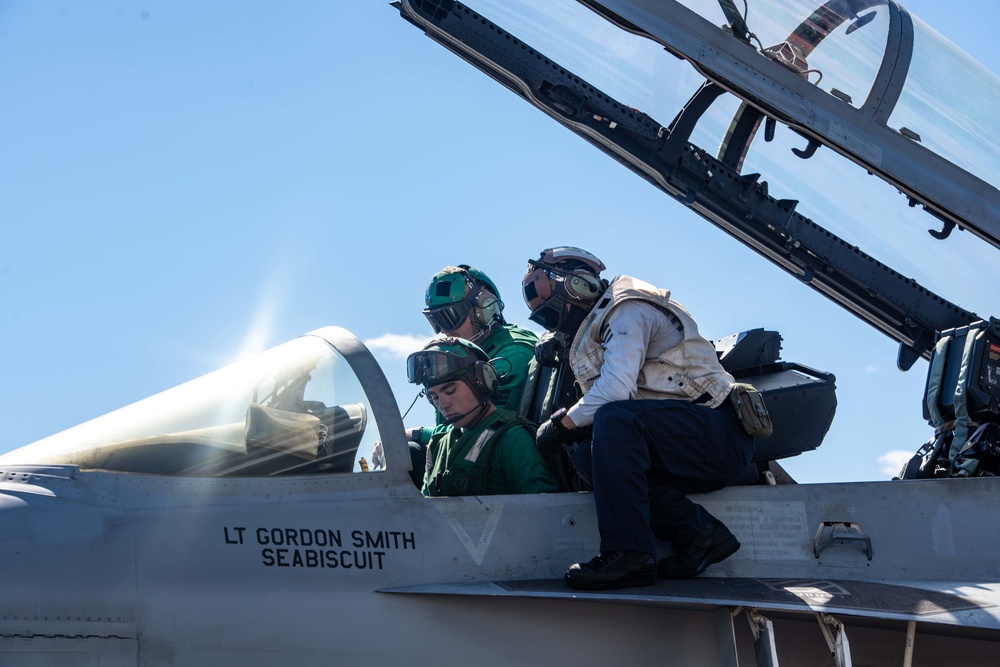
[3,2,1000,665]
[0,328,998,664]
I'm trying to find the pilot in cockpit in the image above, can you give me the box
[374,264,537,485]
[406,338,557,497]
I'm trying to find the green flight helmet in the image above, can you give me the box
[406,337,499,401]
[423,265,505,338]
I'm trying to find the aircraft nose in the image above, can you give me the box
[0,475,138,644]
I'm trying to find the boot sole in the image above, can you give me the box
[658,535,741,579]
[565,568,658,591]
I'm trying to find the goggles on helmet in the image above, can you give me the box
[406,349,470,386]
[521,262,564,330]
[422,299,474,334]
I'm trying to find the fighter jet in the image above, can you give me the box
[3,0,1000,665]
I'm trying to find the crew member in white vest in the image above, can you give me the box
[522,246,754,590]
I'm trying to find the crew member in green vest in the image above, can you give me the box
[407,338,557,497]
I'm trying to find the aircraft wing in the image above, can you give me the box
[383,576,1000,631]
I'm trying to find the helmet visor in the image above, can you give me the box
[522,264,556,312]
[523,263,566,330]
[527,296,565,331]
[423,300,473,334]
[406,350,468,386]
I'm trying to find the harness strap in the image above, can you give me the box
[919,336,952,478]
[469,416,535,494]
[950,331,982,473]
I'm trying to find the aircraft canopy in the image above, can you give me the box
[0,329,393,477]
[672,0,1000,189]
[409,0,1000,349]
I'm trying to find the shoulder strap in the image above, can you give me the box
[471,415,534,494]
[918,336,952,478]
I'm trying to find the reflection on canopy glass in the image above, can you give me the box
[461,0,1000,319]
[1,335,380,477]
[888,13,1000,186]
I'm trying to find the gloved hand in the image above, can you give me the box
[534,331,565,367]
[536,408,575,452]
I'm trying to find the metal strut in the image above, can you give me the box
[735,606,780,667]
[817,613,853,667]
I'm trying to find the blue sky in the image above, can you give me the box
[2,0,998,484]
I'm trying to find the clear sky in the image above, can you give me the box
[2,0,998,484]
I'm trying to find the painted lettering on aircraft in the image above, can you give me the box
[222,526,417,571]
[261,548,386,570]
[703,500,810,561]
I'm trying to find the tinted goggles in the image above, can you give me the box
[522,261,567,330]
[422,300,473,334]
[406,350,467,386]
[521,261,560,310]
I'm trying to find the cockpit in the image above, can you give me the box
[0,320,840,484]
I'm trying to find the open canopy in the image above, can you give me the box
[398,0,1000,367]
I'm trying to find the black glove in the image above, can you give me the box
[534,331,565,367]
[536,408,575,452]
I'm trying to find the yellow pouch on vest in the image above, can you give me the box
[728,383,773,438]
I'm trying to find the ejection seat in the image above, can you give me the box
[901,317,1000,479]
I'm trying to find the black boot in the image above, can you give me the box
[657,521,740,579]
[565,551,657,590]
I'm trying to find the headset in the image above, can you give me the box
[563,270,603,302]
[424,266,505,338]
[456,264,504,329]
[426,353,498,426]
[471,285,503,328]
[472,359,500,398]
[522,249,607,333]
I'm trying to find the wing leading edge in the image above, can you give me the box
[382,576,1000,630]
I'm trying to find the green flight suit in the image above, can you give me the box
[422,408,558,497]
[481,323,538,411]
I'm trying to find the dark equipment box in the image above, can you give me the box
[718,330,837,462]
[731,362,837,462]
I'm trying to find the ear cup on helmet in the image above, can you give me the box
[473,290,503,327]
[478,361,499,395]
[564,271,602,301]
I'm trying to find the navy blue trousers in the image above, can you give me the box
[573,399,754,555]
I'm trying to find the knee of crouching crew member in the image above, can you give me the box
[592,401,645,440]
